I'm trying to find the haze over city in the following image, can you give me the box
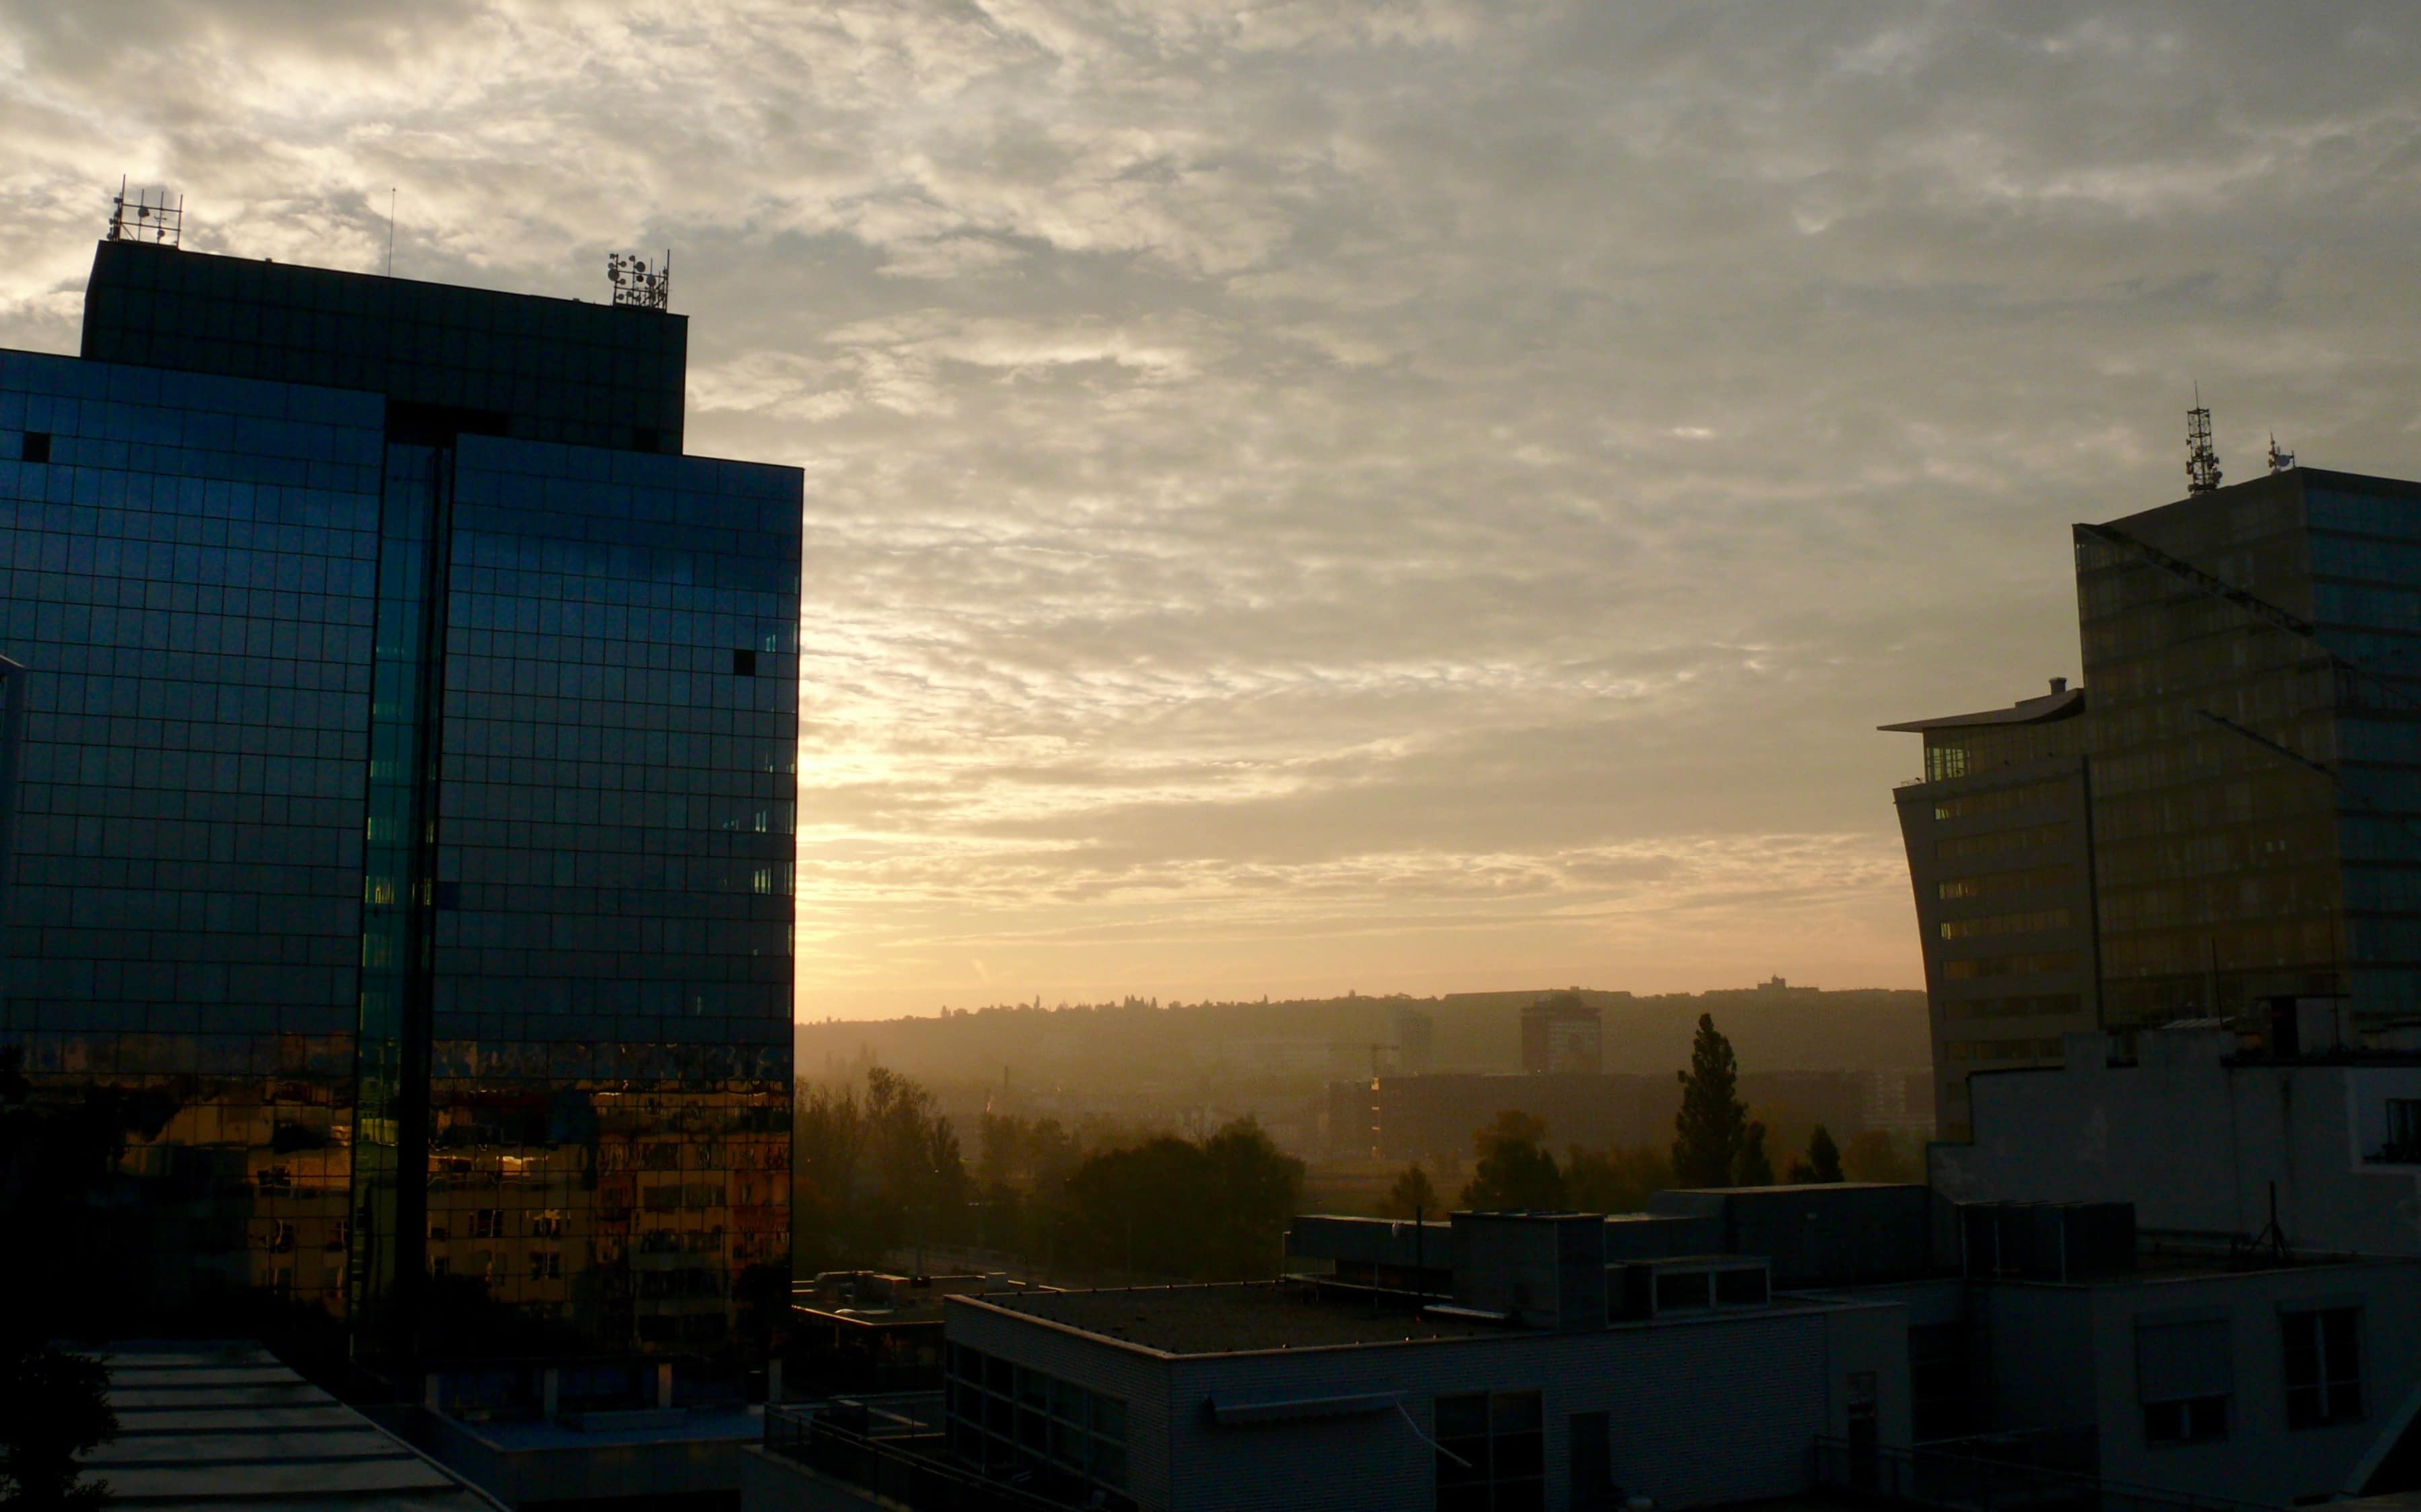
[7,3,2420,1018]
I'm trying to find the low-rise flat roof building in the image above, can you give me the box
[1933,1024,2421,1259]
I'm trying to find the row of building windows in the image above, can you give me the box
[1939,865,2074,901]
[2093,824,2320,885]
[1945,1038,2064,1063]
[3,515,380,579]
[2101,874,2342,930]
[454,499,792,558]
[15,805,359,860]
[35,667,374,723]
[446,705,793,757]
[944,1344,1130,1502]
[0,365,378,435]
[451,617,792,659]
[444,754,796,793]
[1936,823,2068,863]
[1436,1390,1545,1512]
[2137,1309,2362,1447]
[25,752,363,805]
[7,388,380,460]
[445,663,790,713]
[2312,577,2421,631]
[1932,779,2070,824]
[1944,951,2080,982]
[0,1031,352,1077]
[5,576,377,639]
[2101,919,2346,977]
[452,537,795,599]
[1940,908,2072,942]
[423,1005,793,1059]
[427,921,789,960]
[7,446,383,504]
[437,786,794,832]
[12,600,376,665]
[1944,992,2086,1021]
[14,886,355,936]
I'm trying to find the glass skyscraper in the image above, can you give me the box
[0,236,797,1356]
[2077,468,2421,1030]
[1887,464,2421,1132]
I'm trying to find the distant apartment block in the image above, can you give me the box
[1521,992,1603,1074]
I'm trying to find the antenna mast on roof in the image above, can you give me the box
[2185,387,2222,495]
[606,250,670,310]
[2268,433,2296,474]
[106,176,182,247]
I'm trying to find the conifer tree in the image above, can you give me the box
[1671,1013,1747,1187]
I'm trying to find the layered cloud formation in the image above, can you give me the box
[5,2,2419,1014]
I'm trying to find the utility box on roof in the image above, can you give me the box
[1450,1212,1607,1330]
[1648,1184,1932,1286]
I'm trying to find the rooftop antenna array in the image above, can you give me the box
[2268,433,2296,474]
[2185,387,2222,495]
[106,177,182,247]
[606,250,670,310]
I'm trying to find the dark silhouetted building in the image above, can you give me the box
[0,235,798,1355]
[1887,466,2421,1135]
[1883,680,2099,1138]
[2075,470,2421,1031]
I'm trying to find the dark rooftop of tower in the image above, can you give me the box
[80,238,687,454]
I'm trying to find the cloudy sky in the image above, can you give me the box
[5,3,2420,1018]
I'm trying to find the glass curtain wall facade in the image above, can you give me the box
[0,240,798,1355]
[1885,686,2099,1139]
[2076,470,2421,1030]
[1,351,384,1320]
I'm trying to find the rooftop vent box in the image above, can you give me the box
[1451,1211,1607,1330]
[1609,1256,1771,1321]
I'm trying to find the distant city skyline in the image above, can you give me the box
[6,4,2420,1018]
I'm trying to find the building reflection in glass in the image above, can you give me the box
[0,238,797,1356]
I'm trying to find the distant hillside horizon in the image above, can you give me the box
[794,982,1928,1097]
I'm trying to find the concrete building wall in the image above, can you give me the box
[1973,1283,2098,1433]
[1933,1038,2421,1257]
[2086,1264,2421,1507]
[950,1297,1908,1512]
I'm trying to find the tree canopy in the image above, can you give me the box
[1788,1124,1844,1184]
[1060,1120,1302,1281]
[0,1332,115,1508]
[1378,1163,1440,1219]
[793,1067,973,1272]
[1734,1120,1774,1186]
[1461,1111,1566,1210]
[1672,1013,1749,1188]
